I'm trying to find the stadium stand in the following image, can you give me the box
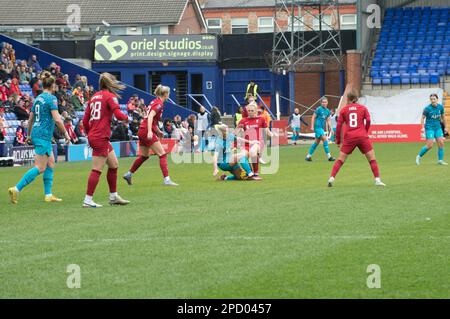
[369,7,450,87]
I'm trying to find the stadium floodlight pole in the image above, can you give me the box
[276,91,281,120]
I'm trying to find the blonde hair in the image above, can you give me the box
[40,71,55,89]
[154,84,170,97]
[99,72,125,98]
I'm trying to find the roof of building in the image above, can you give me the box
[203,0,357,9]
[0,0,193,26]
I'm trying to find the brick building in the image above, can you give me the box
[200,0,357,35]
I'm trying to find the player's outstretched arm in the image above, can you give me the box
[310,113,316,131]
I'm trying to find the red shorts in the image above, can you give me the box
[88,138,113,157]
[244,140,263,152]
[138,128,159,147]
[340,137,373,155]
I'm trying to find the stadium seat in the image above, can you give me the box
[430,73,440,84]
[420,73,431,84]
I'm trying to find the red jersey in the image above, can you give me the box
[336,103,371,144]
[140,97,164,132]
[238,116,267,142]
[83,90,127,140]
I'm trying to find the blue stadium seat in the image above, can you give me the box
[373,77,382,85]
[420,73,430,84]
[401,74,411,85]
[411,73,420,84]
[430,73,440,84]
[391,74,401,85]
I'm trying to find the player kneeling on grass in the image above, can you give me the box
[9,72,71,204]
[123,85,178,186]
[328,90,386,187]
[416,93,448,166]
[213,124,261,181]
[82,73,130,208]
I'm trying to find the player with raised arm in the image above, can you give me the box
[416,94,448,166]
[212,124,260,181]
[305,97,336,162]
[328,90,386,187]
[82,73,130,208]
[123,85,178,186]
[237,103,275,176]
[8,71,70,204]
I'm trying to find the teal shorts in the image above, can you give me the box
[426,127,444,140]
[292,127,301,133]
[218,163,240,172]
[314,128,326,139]
[33,138,53,156]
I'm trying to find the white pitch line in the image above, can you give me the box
[0,235,449,245]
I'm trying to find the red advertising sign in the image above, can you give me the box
[138,138,177,155]
[271,120,289,145]
[368,124,423,143]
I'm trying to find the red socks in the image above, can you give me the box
[86,170,101,196]
[107,168,118,193]
[159,154,169,178]
[130,156,149,173]
[369,160,380,178]
[252,158,259,174]
[331,160,344,178]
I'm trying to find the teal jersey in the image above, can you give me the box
[31,92,59,141]
[215,134,235,164]
[314,106,331,130]
[423,104,444,130]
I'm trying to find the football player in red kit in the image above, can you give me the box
[237,103,274,176]
[328,90,386,187]
[123,85,178,186]
[82,73,130,208]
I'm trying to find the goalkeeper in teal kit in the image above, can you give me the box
[8,71,70,204]
[305,97,336,162]
[416,93,448,166]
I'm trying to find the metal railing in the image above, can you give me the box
[185,94,213,114]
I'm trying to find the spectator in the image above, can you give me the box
[13,121,27,146]
[29,55,42,73]
[74,120,88,144]
[19,66,29,84]
[127,94,138,114]
[71,85,84,111]
[0,107,7,141]
[162,118,174,138]
[9,77,22,96]
[64,118,81,144]
[32,78,43,97]
[233,106,244,128]
[111,120,130,142]
[196,106,209,151]
[173,115,182,129]
[11,94,29,120]
[187,114,196,130]
[209,106,222,129]
[258,104,272,128]
[245,80,258,102]
[0,64,8,83]
[0,80,10,105]
[10,65,20,81]
[128,109,142,138]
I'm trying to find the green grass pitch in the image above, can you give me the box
[0,143,449,298]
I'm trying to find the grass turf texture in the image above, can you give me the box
[0,142,449,298]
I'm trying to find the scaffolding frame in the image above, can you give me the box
[272,0,344,73]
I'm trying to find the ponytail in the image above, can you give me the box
[40,71,55,89]
[99,72,125,98]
